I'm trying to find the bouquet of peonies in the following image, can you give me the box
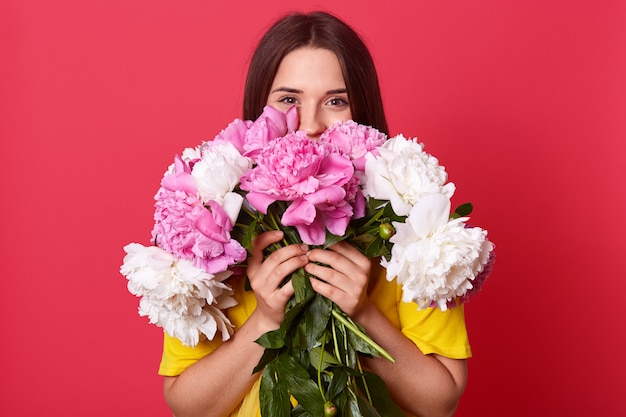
[120,105,495,416]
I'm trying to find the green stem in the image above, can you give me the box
[342,316,350,365]
[360,206,386,228]
[317,331,327,402]
[241,204,290,250]
[241,205,272,231]
[266,209,291,247]
[331,315,341,363]
[330,309,395,363]
[356,356,373,405]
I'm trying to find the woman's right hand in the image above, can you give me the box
[245,230,309,331]
[163,231,309,417]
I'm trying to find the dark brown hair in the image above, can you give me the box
[243,11,389,134]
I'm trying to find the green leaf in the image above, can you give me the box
[346,395,363,417]
[309,346,342,372]
[367,198,388,211]
[347,329,379,357]
[293,319,309,352]
[303,294,332,349]
[283,226,302,245]
[281,296,309,335]
[454,202,473,217]
[354,372,405,417]
[260,360,291,417]
[326,367,349,401]
[256,328,286,349]
[350,233,376,247]
[291,405,313,417]
[333,391,348,416]
[291,268,315,305]
[324,231,348,248]
[363,236,391,259]
[253,348,280,374]
[242,218,259,250]
[355,395,382,417]
[277,354,325,417]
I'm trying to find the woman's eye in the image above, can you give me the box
[279,96,297,105]
[327,97,349,106]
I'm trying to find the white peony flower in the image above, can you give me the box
[120,243,236,346]
[220,192,245,228]
[165,145,202,175]
[382,194,493,311]
[193,140,252,204]
[181,145,202,162]
[364,134,455,216]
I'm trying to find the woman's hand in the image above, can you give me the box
[305,241,371,316]
[163,231,310,417]
[246,230,310,331]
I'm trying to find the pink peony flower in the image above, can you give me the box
[152,188,247,274]
[212,118,253,154]
[320,120,387,171]
[161,155,198,196]
[239,132,357,245]
[243,105,298,159]
[343,175,365,219]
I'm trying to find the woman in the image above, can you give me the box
[160,11,471,417]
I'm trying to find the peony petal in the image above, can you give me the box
[351,190,365,219]
[262,105,289,138]
[245,191,277,215]
[193,141,252,203]
[295,216,326,245]
[161,156,197,195]
[282,198,316,226]
[317,154,354,186]
[323,212,351,236]
[285,105,298,132]
[292,176,320,195]
[221,192,244,226]
[304,186,346,206]
[213,118,252,154]
[406,193,451,238]
[194,212,226,242]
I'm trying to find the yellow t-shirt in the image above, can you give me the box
[159,265,472,416]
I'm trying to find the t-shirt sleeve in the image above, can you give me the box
[158,333,224,376]
[399,301,472,359]
[369,264,472,359]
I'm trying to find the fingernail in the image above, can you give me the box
[300,244,308,251]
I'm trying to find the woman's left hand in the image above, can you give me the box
[304,241,371,316]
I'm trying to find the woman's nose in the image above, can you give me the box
[298,107,325,139]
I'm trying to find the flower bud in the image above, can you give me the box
[323,401,337,417]
[378,223,395,240]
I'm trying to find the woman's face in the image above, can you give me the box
[267,47,352,139]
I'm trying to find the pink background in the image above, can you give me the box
[2,0,625,415]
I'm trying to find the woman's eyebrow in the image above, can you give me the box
[270,87,303,94]
[270,87,348,94]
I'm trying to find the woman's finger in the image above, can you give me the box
[306,242,370,288]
